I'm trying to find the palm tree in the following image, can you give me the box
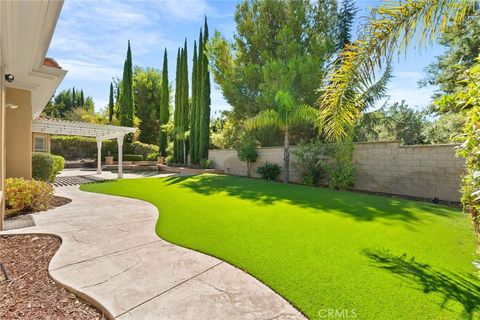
[247,91,319,183]
[318,0,474,141]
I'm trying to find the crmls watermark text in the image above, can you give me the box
[318,308,357,318]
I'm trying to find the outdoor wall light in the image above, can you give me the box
[6,103,18,109]
[4,74,14,83]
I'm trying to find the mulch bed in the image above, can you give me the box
[0,235,105,320]
[6,196,72,219]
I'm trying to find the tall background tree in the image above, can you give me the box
[189,40,199,163]
[133,66,162,145]
[119,40,135,141]
[173,42,189,164]
[159,48,170,158]
[108,82,114,124]
[198,17,211,162]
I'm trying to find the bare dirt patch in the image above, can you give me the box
[0,234,105,320]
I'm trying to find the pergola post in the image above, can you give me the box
[117,135,124,178]
[96,140,102,174]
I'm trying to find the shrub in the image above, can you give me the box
[256,162,281,181]
[113,154,143,161]
[200,159,213,169]
[146,152,159,161]
[32,152,55,181]
[51,155,65,180]
[329,163,356,190]
[5,178,53,217]
[50,136,158,159]
[236,132,258,178]
[292,141,333,186]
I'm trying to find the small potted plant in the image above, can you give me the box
[105,151,114,165]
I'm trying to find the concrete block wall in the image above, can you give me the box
[208,141,465,202]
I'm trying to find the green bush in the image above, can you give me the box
[51,136,158,159]
[113,154,143,161]
[328,163,356,190]
[32,152,55,181]
[51,155,65,180]
[200,159,214,169]
[146,152,159,161]
[256,162,281,181]
[292,141,333,186]
[5,178,53,217]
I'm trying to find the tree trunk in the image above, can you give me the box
[283,129,289,183]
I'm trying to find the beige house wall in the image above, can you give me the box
[5,87,32,179]
[0,66,5,230]
[209,141,465,202]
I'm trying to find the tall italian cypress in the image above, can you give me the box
[159,48,169,157]
[72,87,77,108]
[79,90,85,108]
[108,82,114,123]
[173,48,183,163]
[189,40,198,164]
[192,29,204,164]
[198,17,211,161]
[181,39,189,164]
[120,40,134,141]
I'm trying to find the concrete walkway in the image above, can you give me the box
[1,185,305,320]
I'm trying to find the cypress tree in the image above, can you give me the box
[198,17,211,161]
[173,48,182,163]
[108,82,114,123]
[80,90,85,108]
[120,40,134,141]
[72,87,76,108]
[159,48,169,157]
[181,39,189,164]
[194,29,204,164]
[189,40,198,164]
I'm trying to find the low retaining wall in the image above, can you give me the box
[208,141,465,202]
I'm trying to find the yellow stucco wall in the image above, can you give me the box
[6,87,32,179]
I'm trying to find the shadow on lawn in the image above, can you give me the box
[363,249,480,319]
[163,174,458,224]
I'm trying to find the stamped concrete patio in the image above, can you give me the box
[0,177,304,320]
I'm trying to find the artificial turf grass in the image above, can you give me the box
[81,174,480,320]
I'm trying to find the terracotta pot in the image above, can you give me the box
[157,156,164,165]
[105,155,114,165]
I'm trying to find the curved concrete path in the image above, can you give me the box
[1,186,305,320]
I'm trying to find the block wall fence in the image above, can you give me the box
[208,141,465,202]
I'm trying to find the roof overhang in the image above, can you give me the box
[0,0,67,117]
[32,118,136,141]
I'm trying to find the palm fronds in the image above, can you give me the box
[318,0,474,141]
[246,109,285,131]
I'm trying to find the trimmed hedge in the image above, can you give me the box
[32,152,55,181]
[113,154,143,161]
[51,136,158,160]
[52,155,65,179]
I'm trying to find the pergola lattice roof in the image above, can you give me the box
[32,117,136,141]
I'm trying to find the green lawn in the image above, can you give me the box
[81,174,480,319]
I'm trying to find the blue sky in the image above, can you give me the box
[48,0,444,115]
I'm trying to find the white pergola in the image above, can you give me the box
[32,117,136,178]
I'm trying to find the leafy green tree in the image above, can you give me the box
[436,55,480,251]
[355,101,426,145]
[236,132,258,178]
[133,66,162,145]
[247,91,318,183]
[159,48,170,157]
[209,0,339,121]
[420,12,480,99]
[108,82,114,124]
[120,40,135,141]
[423,112,466,144]
[42,87,95,118]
